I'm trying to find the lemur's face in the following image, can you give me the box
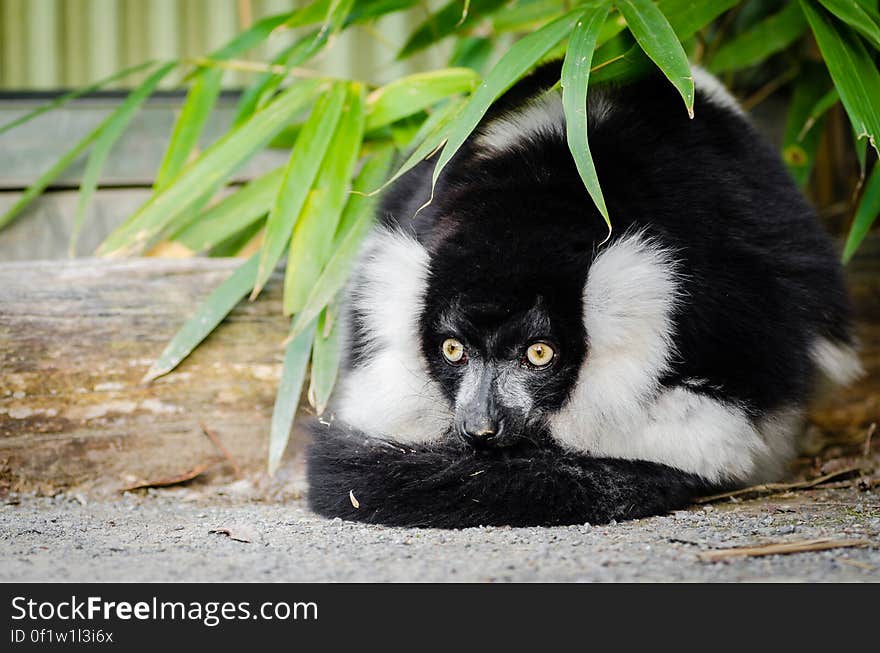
[419,229,589,449]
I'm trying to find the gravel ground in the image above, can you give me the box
[1,483,878,582]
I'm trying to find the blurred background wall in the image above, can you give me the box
[0,0,449,90]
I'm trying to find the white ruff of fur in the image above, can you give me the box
[809,337,864,385]
[549,232,780,484]
[692,66,745,116]
[476,90,565,154]
[334,229,451,443]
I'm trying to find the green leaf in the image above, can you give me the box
[347,0,418,24]
[398,0,509,60]
[233,31,321,127]
[801,0,880,156]
[708,3,807,74]
[142,255,260,383]
[655,0,738,41]
[69,61,178,256]
[799,87,839,139]
[782,65,830,187]
[0,60,158,136]
[377,99,466,195]
[818,0,880,50]
[617,0,694,117]
[236,0,354,127]
[562,4,612,231]
[209,11,296,60]
[308,305,342,415]
[492,0,566,33]
[251,82,348,299]
[431,11,582,193]
[269,319,317,475]
[449,36,495,73]
[153,69,223,193]
[843,162,880,262]
[284,83,366,315]
[365,68,480,131]
[96,78,324,257]
[335,144,396,239]
[173,167,285,253]
[288,146,395,341]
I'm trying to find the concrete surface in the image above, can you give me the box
[1,482,878,582]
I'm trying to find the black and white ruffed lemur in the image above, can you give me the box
[306,63,861,528]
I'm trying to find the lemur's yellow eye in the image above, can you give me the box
[526,342,555,367]
[442,338,465,363]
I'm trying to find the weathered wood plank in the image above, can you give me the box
[0,99,289,189]
[0,258,293,493]
[0,188,148,260]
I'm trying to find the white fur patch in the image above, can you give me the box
[334,229,451,443]
[810,337,864,385]
[692,66,744,116]
[476,91,566,154]
[548,232,770,483]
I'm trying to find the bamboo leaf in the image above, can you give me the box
[336,145,396,239]
[708,3,807,74]
[377,99,465,195]
[365,68,480,131]
[288,146,395,341]
[843,163,880,262]
[153,69,223,193]
[251,82,348,299]
[308,304,342,415]
[173,167,285,253]
[801,0,880,156]
[492,0,567,33]
[268,320,317,475]
[284,84,366,315]
[0,60,158,136]
[210,11,296,60]
[562,4,612,232]
[782,65,830,187]
[431,11,582,193]
[449,36,495,73]
[654,0,738,42]
[347,0,418,24]
[142,255,260,383]
[617,0,694,117]
[818,0,880,50]
[398,0,509,59]
[799,87,839,139]
[69,62,178,256]
[96,78,324,257]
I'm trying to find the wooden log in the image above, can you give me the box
[0,258,292,494]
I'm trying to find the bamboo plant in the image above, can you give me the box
[1,0,878,473]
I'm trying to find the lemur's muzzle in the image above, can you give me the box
[456,365,506,448]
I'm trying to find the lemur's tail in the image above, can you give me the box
[306,420,717,528]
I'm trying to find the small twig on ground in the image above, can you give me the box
[863,422,877,459]
[695,465,867,504]
[200,422,243,479]
[119,459,221,493]
[698,538,871,563]
[838,558,877,572]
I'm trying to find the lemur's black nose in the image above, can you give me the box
[461,419,503,448]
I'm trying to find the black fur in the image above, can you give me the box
[307,420,715,528]
[308,62,854,528]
